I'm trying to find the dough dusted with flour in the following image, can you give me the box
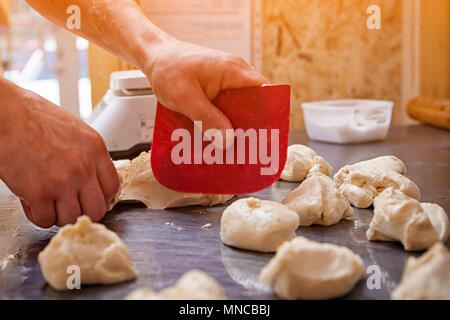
[366,188,448,251]
[335,156,406,183]
[280,145,332,182]
[107,152,233,210]
[333,156,419,208]
[125,270,227,300]
[220,197,299,252]
[392,243,450,300]
[281,173,353,226]
[260,237,365,299]
[38,216,136,291]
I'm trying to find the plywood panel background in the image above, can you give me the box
[262,0,404,129]
[419,0,450,99]
[0,0,11,26]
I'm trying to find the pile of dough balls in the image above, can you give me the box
[125,269,227,300]
[280,145,332,182]
[38,216,136,291]
[220,149,448,300]
[33,143,448,301]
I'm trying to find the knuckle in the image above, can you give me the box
[226,54,248,66]
[50,172,70,191]
[85,130,107,152]
[70,153,92,179]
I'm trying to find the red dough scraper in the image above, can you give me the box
[151,84,291,194]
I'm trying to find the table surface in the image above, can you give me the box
[1,125,449,300]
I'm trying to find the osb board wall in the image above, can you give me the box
[262,0,404,129]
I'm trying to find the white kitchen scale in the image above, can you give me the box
[88,70,157,158]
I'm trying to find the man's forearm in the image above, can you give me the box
[25,0,171,71]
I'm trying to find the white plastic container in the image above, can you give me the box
[301,99,393,144]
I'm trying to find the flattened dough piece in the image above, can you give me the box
[125,270,227,300]
[392,243,450,300]
[282,173,353,226]
[260,237,365,299]
[108,152,233,210]
[333,156,418,208]
[38,216,136,291]
[280,145,332,182]
[220,197,299,252]
[367,188,447,251]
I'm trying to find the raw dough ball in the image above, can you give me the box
[366,188,448,251]
[280,145,332,182]
[38,216,136,291]
[333,156,419,208]
[108,152,233,210]
[220,197,299,252]
[281,173,353,226]
[260,237,365,299]
[392,243,450,300]
[124,287,159,300]
[125,270,227,300]
[335,156,406,183]
[421,203,450,242]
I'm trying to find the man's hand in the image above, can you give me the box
[0,79,119,228]
[144,39,267,135]
[25,0,267,141]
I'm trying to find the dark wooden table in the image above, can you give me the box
[1,125,449,299]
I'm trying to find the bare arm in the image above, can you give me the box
[26,0,266,132]
[25,0,166,70]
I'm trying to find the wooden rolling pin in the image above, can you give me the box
[407,96,450,130]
